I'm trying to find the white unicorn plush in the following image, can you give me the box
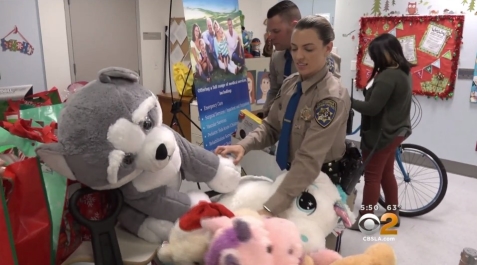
[216,172,356,252]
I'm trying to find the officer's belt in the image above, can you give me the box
[286,161,341,184]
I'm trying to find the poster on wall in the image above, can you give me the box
[255,71,269,104]
[183,0,250,151]
[355,15,465,100]
[246,70,256,104]
[471,53,477,103]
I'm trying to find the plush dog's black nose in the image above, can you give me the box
[155,144,168,160]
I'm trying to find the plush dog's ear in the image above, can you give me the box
[36,143,76,180]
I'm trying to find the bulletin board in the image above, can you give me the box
[169,17,190,63]
[355,15,465,99]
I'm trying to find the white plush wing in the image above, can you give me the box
[216,175,274,211]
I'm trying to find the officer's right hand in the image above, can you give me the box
[214,145,245,165]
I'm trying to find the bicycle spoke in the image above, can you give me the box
[380,144,447,216]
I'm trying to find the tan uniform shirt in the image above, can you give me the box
[262,50,297,116]
[263,51,342,116]
[238,65,351,214]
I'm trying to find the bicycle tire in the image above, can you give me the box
[378,143,448,217]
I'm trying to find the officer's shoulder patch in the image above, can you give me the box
[314,99,337,128]
[326,56,335,73]
[283,73,299,83]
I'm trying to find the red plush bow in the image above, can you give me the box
[179,201,235,231]
[1,119,58,143]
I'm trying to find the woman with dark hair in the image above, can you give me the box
[190,23,203,76]
[350,33,413,229]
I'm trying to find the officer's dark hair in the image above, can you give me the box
[267,0,301,23]
[294,15,335,45]
[367,33,416,83]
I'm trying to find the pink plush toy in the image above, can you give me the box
[262,217,343,265]
[201,216,274,265]
[263,217,304,265]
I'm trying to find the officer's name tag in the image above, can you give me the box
[365,79,374,90]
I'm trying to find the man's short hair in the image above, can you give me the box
[267,0,301,22]
[227,18,232,21]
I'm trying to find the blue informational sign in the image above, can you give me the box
[183,0,251,150]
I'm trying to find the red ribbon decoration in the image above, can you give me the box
[1,119,57,143]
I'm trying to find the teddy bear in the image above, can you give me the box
[340,243,397,265]
[158,201,236,265]
[215,171,355,253]
[35,67,242,243]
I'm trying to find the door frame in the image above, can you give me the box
[63,0,143,84]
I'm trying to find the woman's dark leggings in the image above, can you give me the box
[359,136,405,215]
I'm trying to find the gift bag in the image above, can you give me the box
[0,175,18,265]
[1,88,62,122]
[20,87,62,109]
[3,157,52,265]
[20,103,63,127]
[0,121,65,265]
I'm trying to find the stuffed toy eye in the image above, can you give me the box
[296,190,317,215]
[122,153,135,165]
[141,116,154,131]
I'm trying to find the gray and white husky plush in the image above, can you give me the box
[35,67,241,243]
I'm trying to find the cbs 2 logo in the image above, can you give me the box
[358,213,398,235]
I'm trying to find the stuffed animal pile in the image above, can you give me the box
[215,171,356,252]
[158,201,397,265]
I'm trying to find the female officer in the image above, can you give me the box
[215,15,351,217]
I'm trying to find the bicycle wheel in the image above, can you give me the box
[378,143,448,217]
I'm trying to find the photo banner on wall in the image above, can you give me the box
[355,15,465,100]
[183,0,250,151]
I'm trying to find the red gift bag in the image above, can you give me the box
[1,177,18,265]
[22,87,62,107]
[3,157,51,265]
[54,180,110,264]
[1,87,62,121]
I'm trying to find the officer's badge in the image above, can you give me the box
[315,99,337,128]
[300,105,312,121]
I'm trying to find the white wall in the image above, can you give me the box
[37,0,71,99]
[37,0,184,96]
[334,0,477,166]
[38,0,276,98]
[239,0,277,46]
[138,0,185,94]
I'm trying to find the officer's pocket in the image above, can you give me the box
[293,121,309,137]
